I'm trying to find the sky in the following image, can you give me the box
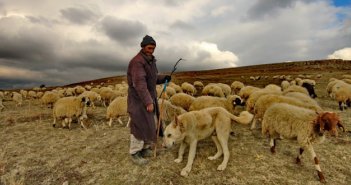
[0,0,350,90]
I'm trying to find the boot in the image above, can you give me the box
[131,151,148,166]
[141,148,153,158]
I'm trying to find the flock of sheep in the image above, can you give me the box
[0,73,350,182]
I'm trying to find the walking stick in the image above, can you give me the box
[154,58,183,157]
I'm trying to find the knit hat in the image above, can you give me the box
[140,35,156,47]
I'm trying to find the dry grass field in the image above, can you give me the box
[1,59,351,185]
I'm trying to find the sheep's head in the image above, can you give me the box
[315,112,342,137]
[81,96,91,107]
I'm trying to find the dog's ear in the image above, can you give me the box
[173,115,178,128]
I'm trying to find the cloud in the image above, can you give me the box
[0,65,43,79]
[60,7,100,24]
[98,16,147,46]
[328,47,351,60]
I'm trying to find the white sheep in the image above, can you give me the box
[216,83,231,97]
[27,90,37,99]
[230,81,244,95]
[281,80,290,91]
[261,103,343,183]
[189,95,242,114]
[40,91,60,108]
[252,93,323,130]
[53,96,91,129]
[238,86,261,104]
[12,92,23,107]
[99,87,117,107]
[245,86,282,113]
[193,81,204,88]
[282,85,309,96]
[79,91,102,109]
[202,84,225,97]
[74,85,86,95]
[181,82,197,96]
[168,82,183,93]
[106,96,130,127]
[169,93,195,111]
[158,99,187,125]
[331,83,351,110]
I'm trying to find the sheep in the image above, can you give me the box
[282,85,309,96]
[238,86,260,104]
[331,83,351,110]
[168,82,183,93]
[245,86,282,113]
[40,91,60,108]
[64,87,75,96]
[166,86,176,97]
[36,91,44,99]
[74,85,86,95]
[326,79,346,97]
[79,91,102,109]
[189,95,242,114]
[11,92,23,107]
[193,81,204,88]
[106,96,130,127]
[181,82,197,96]
[342,78,351,84]
[169,93,195,111]
[20,90,28,99]
[52,96,91,129]
[216,83,231,97]
[27,90,37,99]
[230,81,244,95]
[301,82,317,98]
[99,87,117,107]
[261,103,344,183]
[202,84,225,97]
[281,80,290,91]
[158,99,187,125]
[252,93,323,130]
[342,74,351,79]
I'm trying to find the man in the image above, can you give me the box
[127,35,171,165]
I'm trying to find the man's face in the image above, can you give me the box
[142,45,156,56]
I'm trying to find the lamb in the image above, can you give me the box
[280,80,290,91]
[40,91,60,108]
[252,93,323,130]
[52,96,91,129]
[181,82,197,96]
[79,91,102,109]
[11,92,23,107]
[99,87,117,107]
[169,93,195,111]
[261,103,344,183]
[106,96,130,127]
[202,84,225,97]
[189,95,242,114]
[230,81,244,95]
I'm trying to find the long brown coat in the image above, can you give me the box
[127,50,165,142]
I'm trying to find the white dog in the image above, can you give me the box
[163,107,253,176]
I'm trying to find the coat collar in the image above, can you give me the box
[140,50,156,64]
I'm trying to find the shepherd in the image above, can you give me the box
[127,35,171,165]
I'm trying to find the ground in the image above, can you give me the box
[1,60,351,185]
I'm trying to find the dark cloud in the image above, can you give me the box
[0,18,57,65]
[99,16,147,46]
[246,0,314,20]
[26,15,56,27]
[170,20,194,30]
[0,78,46,90]
[60,7,100,24]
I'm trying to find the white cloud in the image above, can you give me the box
[328,48,351,60]
[186,41,239,69]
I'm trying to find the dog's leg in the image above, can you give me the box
[208,136,223,160]
[175,142,187,163]
[181,140,197,177]
[216,134,230,171]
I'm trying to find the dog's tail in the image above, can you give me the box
[229,111,253,125]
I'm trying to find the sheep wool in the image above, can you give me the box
[53,96,91,129]
[106,96,129,127]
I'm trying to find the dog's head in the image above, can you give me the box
[315,112,342,137]
[163,115,187,148]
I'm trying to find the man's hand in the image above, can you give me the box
[164,75,171,82]
[146,103,154,112]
